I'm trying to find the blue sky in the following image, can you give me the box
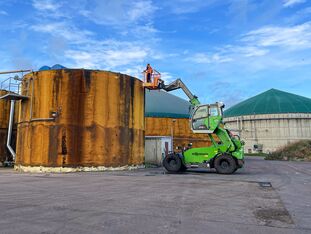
[0,0,310,107]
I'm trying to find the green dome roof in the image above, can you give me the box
[145,90,191,118]
[224,89,311,117]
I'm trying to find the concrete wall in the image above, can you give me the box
[224,113,311,153]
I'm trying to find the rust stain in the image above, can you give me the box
[61,130,67,155]
[48,125,59,165]
[83,69,92,91]
[16,69,145,168]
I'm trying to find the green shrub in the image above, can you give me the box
[265,140,311,161]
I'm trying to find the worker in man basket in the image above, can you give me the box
[145,64,153,83]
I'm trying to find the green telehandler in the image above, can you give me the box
[148,78,245,174]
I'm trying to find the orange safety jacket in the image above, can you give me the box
[146,66,153,74]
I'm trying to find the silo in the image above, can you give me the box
[224,89,311,153]
[15,69,145,172]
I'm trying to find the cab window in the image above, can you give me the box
[210,106,219,117]
[192,105,208,119]
[192,105,208,130]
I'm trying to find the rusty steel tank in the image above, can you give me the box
[15,69,145,172]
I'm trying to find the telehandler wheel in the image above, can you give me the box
[163,154,182,172]
[214,154,237,174]
[180,164,187,172]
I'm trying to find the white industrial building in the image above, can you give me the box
[224,89,311,153]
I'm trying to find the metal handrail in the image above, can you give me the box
[142,69,161,83]
[0,76,21,94]
[0,69,32,94]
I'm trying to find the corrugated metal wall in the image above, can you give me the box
[16,69,145,168]
[145,117,211,149]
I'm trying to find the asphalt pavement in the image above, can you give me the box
[0,156,310,234]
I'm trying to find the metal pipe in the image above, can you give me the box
[0,69,32,75]
[171,119,176,151]
[6,100,16,160]
[17,118,55,125]
[30,118,55,122]
[30,78,34,120]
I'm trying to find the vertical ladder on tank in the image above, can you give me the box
[0,70,31,163]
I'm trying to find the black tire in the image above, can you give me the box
[214,154,237,174]
[179,163,187,172]
[163,154,182,172]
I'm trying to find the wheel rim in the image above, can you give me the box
[169,159,177,167]
[220,160,229,169]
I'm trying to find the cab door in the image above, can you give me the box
[191,105,222,133]
[191,105,210,133]
[208,105,222,132]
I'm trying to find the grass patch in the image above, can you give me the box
[265,140,311,161]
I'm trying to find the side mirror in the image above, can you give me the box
[188,143,192,147]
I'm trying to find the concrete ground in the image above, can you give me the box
[0,156,310,234]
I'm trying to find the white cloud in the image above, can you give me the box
[188,53,232,64]
[32,0,71,19]
[128,1,156,21]
[64,44,148,69]
[283,0,306,7]
[242,22,311,49]
[231,46,269,57]
[31,22,94,44]
[64,50,96,68]
[81,0,157,26]
[161,72,175,83]
[121,66,145,78]
[0,10,8,15]
[32,0,62,11]
[32,21,152,69]
[190,53,210,63]
[131,24,159,36]
[29,0,163,71]
[102,45,148,67]
[166,0,219,14]
[187,21,311,71]
[187,45,267,65]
